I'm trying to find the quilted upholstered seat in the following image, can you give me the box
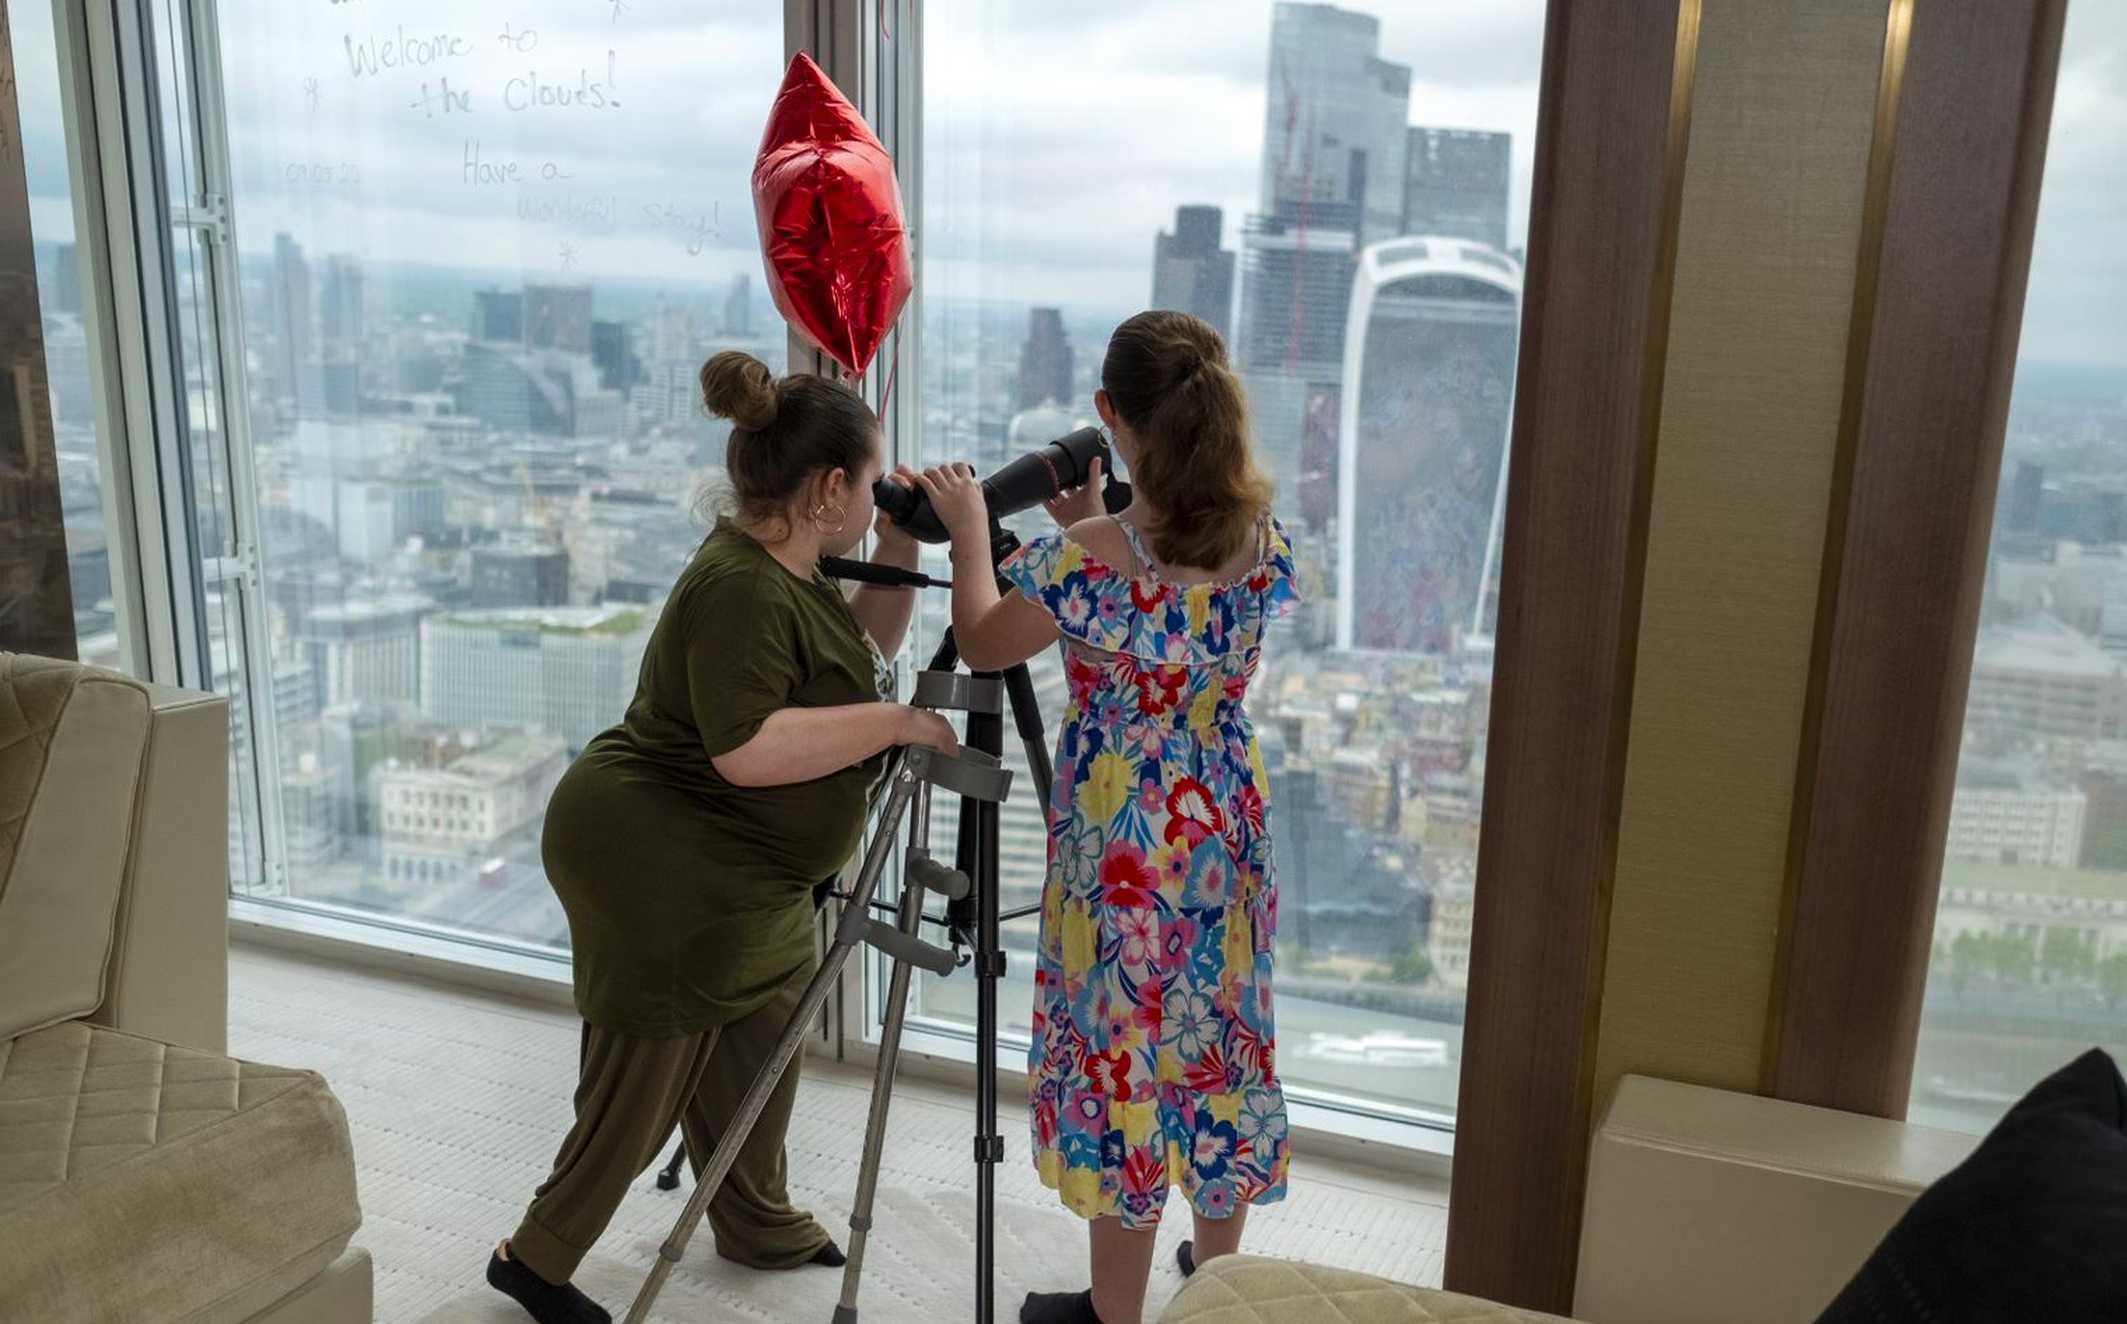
[0,1021,361,1320]
[0,654,370,1322]
[1158,1257,1580,1324]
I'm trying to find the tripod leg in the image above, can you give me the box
[624,768,916,1324]
[832,781,933,1324]
[963,678,1008,1324]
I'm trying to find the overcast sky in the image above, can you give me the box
[5,0,2121,364]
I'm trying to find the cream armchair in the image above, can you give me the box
[0,653,371,1322]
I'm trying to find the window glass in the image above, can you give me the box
[1913,2,2127,1131]
[902,0,1543,1124]
[192,0,784,937]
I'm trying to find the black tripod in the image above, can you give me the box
[647,522,1053,1324]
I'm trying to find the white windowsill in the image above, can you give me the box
[229,896,579,1009]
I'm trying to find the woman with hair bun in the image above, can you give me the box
[487,352,953,1324]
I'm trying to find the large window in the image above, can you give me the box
[1912,1,2127,1132]
[149,0,784,943]
[891,0,1543,1129]
[99,0,1547,1142]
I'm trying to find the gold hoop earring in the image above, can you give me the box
[812,503,848,535]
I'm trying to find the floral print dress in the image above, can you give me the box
[1001,513,1299,1229]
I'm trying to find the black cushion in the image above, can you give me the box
[1816,1048,2127,1323]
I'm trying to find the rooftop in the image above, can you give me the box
[305,593,435,625]
[435,605,650,636]
[1972,617,2122,680]
[1940,858,2127,904]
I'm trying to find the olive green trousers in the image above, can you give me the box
[509,961,828,1284]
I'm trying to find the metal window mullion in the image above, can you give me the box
[70,0,208,687]
[45,0,142,675]
[179,0,285,894]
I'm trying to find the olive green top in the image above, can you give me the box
[541,520,889,1036]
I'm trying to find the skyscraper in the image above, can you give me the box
[270,233,314,406]
[524,284,593,353]
[299,593,431,710]
[590,320,642,392]
[1404,128,1511,250]
[1240,218,1359,376]
[1240,4,1412,496]
[456,344,577,435]
[1239,217,1360,496]
[2009,460,2047,534]
[1338,238,1521,655]
[629,360,703,430]
[1017,308,1074,410]
[473,289,524,344]
[1151,205,1236,345]
[723,274,753,338]
[47,242,81,316]
[1258,4,1411,245]
[318,255,364,349]
[652,300,692,362]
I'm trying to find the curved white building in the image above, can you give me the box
[1336,237,1522,655]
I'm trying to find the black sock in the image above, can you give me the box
[1177,1239,1197,1277]
[811,1239,847,1268]
[487,1249,612,1324]
[1020,1288,1103,1324]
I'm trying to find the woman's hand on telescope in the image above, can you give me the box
[872,465,922,557]
[915,464,989,547]
[1043,455,1104,530]
[897,704,961,756]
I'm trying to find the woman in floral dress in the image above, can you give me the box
[915,311,1298,1324]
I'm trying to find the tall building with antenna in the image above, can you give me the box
[1239,3,1410,498]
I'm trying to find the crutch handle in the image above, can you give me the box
[905,745,1013,804]
[912,670,1003,714]
[862,920,959,977]
[908,852,972,901]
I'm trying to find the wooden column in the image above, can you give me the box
[1770,0,2070,1116]
[0,4,78,660]
[1443,0,1700,1311]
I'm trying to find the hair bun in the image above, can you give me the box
[700,351,780,431]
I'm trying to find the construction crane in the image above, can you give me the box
[1276,48,1315,375]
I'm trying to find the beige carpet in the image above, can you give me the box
[229,945,1449,1323]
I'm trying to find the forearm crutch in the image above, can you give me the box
[624,673,1011,1324]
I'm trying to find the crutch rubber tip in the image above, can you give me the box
[654,1170,679,1191]
[832,1306,860,1324]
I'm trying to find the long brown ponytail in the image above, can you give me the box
[1100,311,1273,570]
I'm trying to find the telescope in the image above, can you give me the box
[873,425,1129,543]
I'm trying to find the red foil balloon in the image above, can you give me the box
[752,53,913,379]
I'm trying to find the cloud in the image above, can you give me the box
[7,0,2115,367]
[2018,8,2127,366]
